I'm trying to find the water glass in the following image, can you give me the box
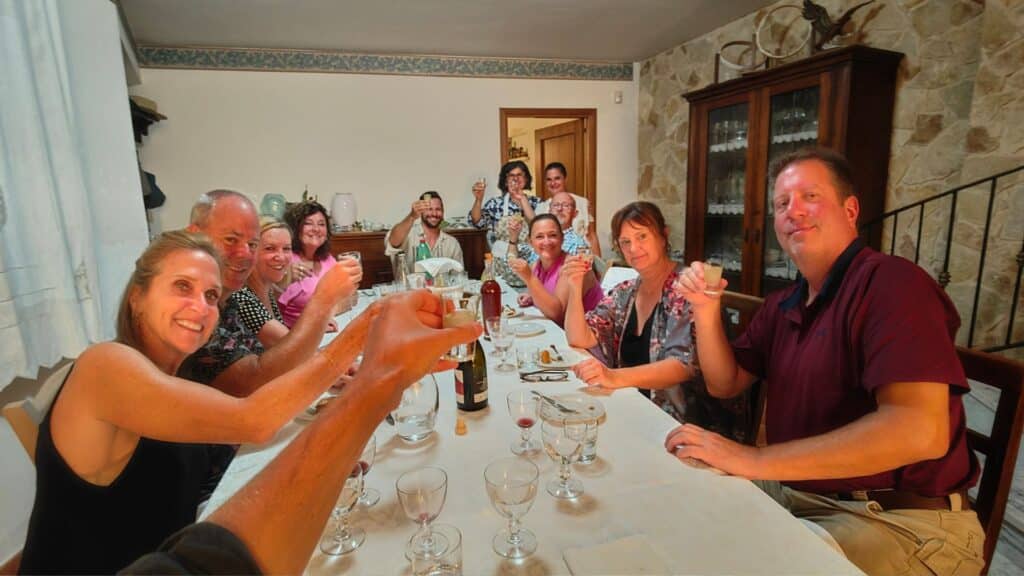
[319,464,365,555]
[391,375,439,442]
[484,457,539,559]
[410,523,462,576]
[397,467,449,558]
[486,317,515,372]
[541,419,590,499]
[337,251,362,314]
[407,272,428,290]
[442,293,478,362]
[516,345,540,371]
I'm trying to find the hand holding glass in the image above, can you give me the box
[442,293,478,362]
[484,457,540,559]
[703,256,724,296]
[337,251,362,314]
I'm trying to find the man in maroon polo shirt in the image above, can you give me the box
[669,148,985,575]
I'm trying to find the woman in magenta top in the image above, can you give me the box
[278,201,338,327]
[510,214,602,325]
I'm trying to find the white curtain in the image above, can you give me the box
[0,0,148,388]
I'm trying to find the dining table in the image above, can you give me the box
[201,280,863,575]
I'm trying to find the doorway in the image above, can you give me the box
[500,108,597,222]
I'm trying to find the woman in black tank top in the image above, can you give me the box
[20,230,364,574]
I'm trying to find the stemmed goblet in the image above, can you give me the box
[484,457,540,559]
[397,467,449,558]
[487,317,515,372]
[541,419,590,499]
[506,391,540,455]
[319,463,365,555]
[357,433,380,507]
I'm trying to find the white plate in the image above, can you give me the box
[511,321,545,338]
[538,347,576,369]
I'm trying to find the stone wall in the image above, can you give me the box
[639,0,1023,351]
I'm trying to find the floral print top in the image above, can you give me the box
[178,296,265,385]
[469,193,541,237]
[585,261,751,442]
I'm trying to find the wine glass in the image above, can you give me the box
[484,457,540,559]
[319,463,365,555]
[541,418,590,499]
[506,391,541,455]
[391,375,439,442]
[337,250,362,322]
[487,317,515,372]
[397,467,449,558]
[357,433,380,507]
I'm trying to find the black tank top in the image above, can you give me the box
[19,365,213,574]
[620,304,655,398]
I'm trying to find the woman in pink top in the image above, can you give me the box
[510,214,602,325]
[279,201,339,327]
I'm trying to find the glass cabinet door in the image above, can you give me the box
[704,102,749,291]
[762,86,819,293]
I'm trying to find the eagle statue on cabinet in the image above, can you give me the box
[801,0,874,50]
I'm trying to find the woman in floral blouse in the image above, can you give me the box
[563,201,750,442]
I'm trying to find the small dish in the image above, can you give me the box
[538,347,575,369]
[511,321,545,338]
[502,305,523,319]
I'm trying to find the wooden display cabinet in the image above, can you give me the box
[329,228,489,288]
[683,45,903,297]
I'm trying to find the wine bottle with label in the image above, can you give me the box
[455,338,488,411]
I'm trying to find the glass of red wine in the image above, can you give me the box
[357,433,380,507]
[506,391,541,455]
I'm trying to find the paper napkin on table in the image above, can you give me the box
[414,257,464,278]
[562,534,671,575]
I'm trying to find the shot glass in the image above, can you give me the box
[410,523,462,576]
[442,292,478,362]
[703,256,724,296]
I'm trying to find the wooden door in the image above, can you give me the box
[535,119,584,201]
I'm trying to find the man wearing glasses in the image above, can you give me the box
[512,191,591,264]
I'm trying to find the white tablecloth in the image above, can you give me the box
[201,283,861,575]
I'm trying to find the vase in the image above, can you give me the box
[331,193,357,232]
[259,193,287,220]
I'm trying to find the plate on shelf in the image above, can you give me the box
[511,321,545,338]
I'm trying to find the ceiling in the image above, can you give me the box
[119,0,772,63]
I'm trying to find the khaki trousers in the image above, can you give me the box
[755,481,986,576]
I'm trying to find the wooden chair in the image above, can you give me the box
[958,346,1024,570]
[2,361,72,463]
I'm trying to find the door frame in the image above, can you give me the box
[499,108,597,221]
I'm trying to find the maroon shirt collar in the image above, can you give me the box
[779,237,866,316]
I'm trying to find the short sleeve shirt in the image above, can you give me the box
[178,296,265,385]
[733,239,979,496]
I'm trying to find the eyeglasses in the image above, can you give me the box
[506,172,525,180]
[522,371,569,382]
[549,203,574,210]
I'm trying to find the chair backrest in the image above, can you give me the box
[718,291,767,445]
[959,346,1024,568]
[2,361,72,463]
[720,290,765,339]
[600,265,638,293]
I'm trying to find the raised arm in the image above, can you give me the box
[209,260,361,396]
[388,199,427,249]
[469,181,486,227]
[202,291,482,574]
[675,263,757,398]
[561,258,599,349]
[510,258,566,324]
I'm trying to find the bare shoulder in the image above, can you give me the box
[73,342,157,386]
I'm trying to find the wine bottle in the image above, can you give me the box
[480,253,501,334]
[455,339,488,411]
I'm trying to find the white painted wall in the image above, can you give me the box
[131,69,638,254]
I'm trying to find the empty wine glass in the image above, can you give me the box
[319,463,365,555]
[506,391,541,455]
[357,433,380,507]
[541,419,590,499]
[397,467,449,558]
[484,457,540,559]
[391,375,439,442]
[487,317,515,372]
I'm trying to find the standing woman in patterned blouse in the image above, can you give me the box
[229,217,291,347]
[562,202,750,442]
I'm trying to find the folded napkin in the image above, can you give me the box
[415,257,464,278]
[563,534,670,575]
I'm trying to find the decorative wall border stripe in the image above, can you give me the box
[138,46,633,81]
